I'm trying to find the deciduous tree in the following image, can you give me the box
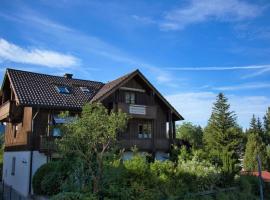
[176,122,203,149]
[57,103,128,195]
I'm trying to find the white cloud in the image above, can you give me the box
[132,15,156,25]
[1,11,180,87]
[165,64,270,71]
[160,0,262,30]
[166,92,270,129]
[214,82,270,91]
[0,38,79,68]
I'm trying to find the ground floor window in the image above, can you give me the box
[11,157,16,176]
[138,122,152,139]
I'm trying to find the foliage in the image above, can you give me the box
[51,192,97,200]
[57,103,128,195]
[243,133,267,171]
[203,93,243,183]
[176,154,221,192]
[33,162,57,195]
[263,107,270,144]
[102,152,222,200]
[32,161,70,195]
[176,122,203,149]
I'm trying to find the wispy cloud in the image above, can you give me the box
[165,64,270,71]
[0,38,79,68]
[0,9,180,87]
[132,15,157,25]
[166,92,270,128]
[242,67,270,79]
[214,82,270,91]
[160,0,263,31]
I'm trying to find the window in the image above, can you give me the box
[13,124,18,138]
[52,128,61,137]
[80,87,90,93]
[56,86,70,94]
[11,157,16,176]
[125,92,135,104]
[166,122,169,139]
[138,122,152,139]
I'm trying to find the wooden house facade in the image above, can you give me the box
[0,68,183,197]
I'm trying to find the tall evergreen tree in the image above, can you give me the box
[263,107,270,144]
[243,130,267,171]
[203,93,242,180]
[257,117,264,137]
[249,114,257,134]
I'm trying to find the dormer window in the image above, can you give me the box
[56,86,70,94]
[80,87,90,93]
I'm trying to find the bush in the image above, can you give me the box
[51,192,97,200]
[32,162,56,195]
[176,155,221,192]
[33,161,70,196]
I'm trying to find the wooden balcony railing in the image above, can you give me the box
[117,103,157,119]
[119,138,171,151]
[39,135,59,153]
[0,100,13,122]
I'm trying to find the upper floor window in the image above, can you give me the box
[13,124,18,138]
[80,87,90,93]
[125,92,135,104]
[138,122,152,139]
[56,86,70,94]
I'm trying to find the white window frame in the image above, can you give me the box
[80,87,90,93]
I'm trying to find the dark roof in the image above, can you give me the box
[2,68,183,120]
[90,70,136,102]
[6,68,104,110]
[91,69,184,120]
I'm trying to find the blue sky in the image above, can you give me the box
[0,0,270,129]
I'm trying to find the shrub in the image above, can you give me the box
[33,161,70,196]
[51,192,97,200]
[32,162,57,195]
[176,155,221,192]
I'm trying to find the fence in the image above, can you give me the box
[1,182,31,200]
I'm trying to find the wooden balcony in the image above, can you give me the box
[0,100,15,122]
[117,103,157,119]
[119,138,171,152]
[39,135,59,153]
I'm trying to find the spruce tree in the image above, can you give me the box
[244,115,269,171]
[263,107,270,144]
[243,132,267,171]
[249,114,257,134]
[203,93,242,180]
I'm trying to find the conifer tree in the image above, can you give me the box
[203,93,242,180]
[263,107,270,144]
[249,114,257,134]
[243,131,267,171]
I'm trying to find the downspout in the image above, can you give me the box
[28,108,39,195]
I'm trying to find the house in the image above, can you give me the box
[0,68,183,197]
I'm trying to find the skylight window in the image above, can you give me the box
[80,87,90,93]
[56,86,70,94]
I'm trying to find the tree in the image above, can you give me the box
[57,103,128,195]
[263,107,270,144]
[249,115,257,134]
[243,133,267,171]
[176,122,203,149]
[203,93,243,180]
